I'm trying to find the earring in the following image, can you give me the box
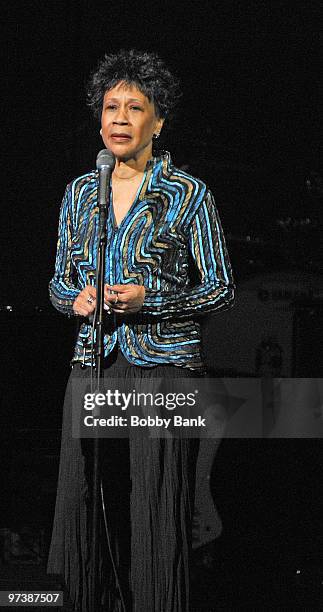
[153,133,160,139]
[100,128,103,136]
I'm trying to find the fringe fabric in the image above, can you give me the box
[47,350,200,612]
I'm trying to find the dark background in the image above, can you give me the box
[1,1,323,608]
[2,0,323,307]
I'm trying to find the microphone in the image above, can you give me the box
[96,148,116,210]
[93,149,116,323]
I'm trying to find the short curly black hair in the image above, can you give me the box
[87,49,181,121]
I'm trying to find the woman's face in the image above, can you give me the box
[101,81,163,162]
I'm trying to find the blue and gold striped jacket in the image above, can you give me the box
[49,151,235,372]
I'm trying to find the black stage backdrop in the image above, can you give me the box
[1,1,323,608]
[3,1,322,308]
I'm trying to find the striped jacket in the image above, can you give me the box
[49,151,235,372]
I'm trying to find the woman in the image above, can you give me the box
[47,49,235,612]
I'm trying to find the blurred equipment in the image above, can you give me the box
[192,438,223,552]
[202,271,323,376]
[293,299,323,376]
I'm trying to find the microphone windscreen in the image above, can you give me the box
[96,148,116,171]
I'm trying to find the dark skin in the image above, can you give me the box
[72,82,163,318]
[72,284,145,317]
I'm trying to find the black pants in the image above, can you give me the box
[47,347,200,612]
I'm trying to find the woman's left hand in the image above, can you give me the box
[104,284,145,314]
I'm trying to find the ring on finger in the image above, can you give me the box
[87,296,94,304]
[114,293,118,304]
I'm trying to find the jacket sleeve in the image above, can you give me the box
[49,184,79,315]
[140,189,235,320]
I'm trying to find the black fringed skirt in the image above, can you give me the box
[47,347,200,612]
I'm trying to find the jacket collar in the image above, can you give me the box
[94,151,174,200]
[145,150,173,176]
[138,150,174,200]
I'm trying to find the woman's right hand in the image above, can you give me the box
[72,286,97,317]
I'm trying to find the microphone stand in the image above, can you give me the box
[91,151,114,611]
